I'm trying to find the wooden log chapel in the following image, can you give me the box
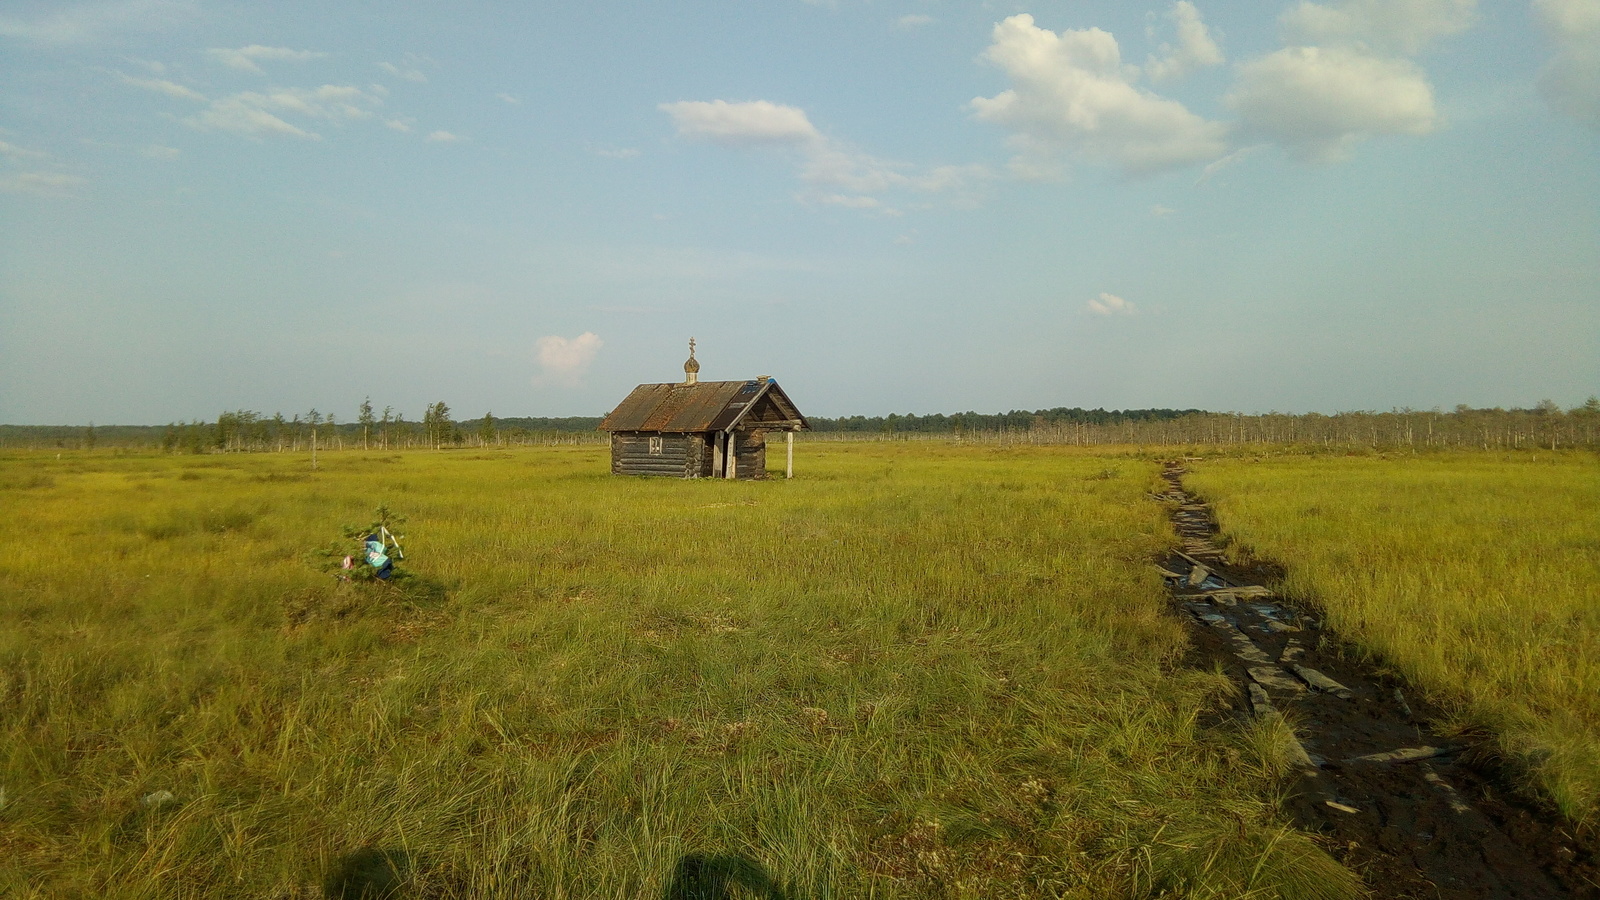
[598,339,809,479]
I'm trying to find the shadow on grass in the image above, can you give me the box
[663,853,789,900]
[324,848,413,899]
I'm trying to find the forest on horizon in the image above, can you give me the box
[3,398,1596,452]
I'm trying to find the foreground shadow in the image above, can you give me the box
[324,847,413,899]
[662,853,789,900]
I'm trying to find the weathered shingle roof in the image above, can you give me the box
[599,379,807,433]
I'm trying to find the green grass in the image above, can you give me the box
[1188,451,1600,824]
[0,444,1358,898]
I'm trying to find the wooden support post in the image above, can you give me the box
[786,430,794,479]
[712,432,723,477]
[726,432,737,480]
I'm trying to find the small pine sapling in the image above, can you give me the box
[311,505,409,583]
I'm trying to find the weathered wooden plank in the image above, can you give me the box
[1210,620,1275,666]
[1279,640,1305,664]
[1344,746,1456,765]
[1290,664,1354,699]
[1419,762,1480,821]
[1248,666,1306,694]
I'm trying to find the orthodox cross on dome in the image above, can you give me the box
[683,337,700,384]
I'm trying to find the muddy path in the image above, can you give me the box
[1158,462,1599,899]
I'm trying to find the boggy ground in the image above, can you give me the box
[1160,462,1600,898]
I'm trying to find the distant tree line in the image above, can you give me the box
[2,398,1596,451]
[814,399,1600,451]
[809,407,1206,433]
[0,399,606,452]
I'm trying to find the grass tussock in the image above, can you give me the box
[0,445,1358,898]
[1189,451,1600,824]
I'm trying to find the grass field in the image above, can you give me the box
[1188,452,1600,825]
[0,444,1360,899]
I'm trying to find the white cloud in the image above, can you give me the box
[1227,45,1437,161]
[1145,2,1224,83]
[662,99,990,209]
[1086,292,1136,315]
[1535,0,1600,128]
[660,99,821,145]
[385,117,414,133]
[535,332,603,385]
[140,143,180,159]
[596,146,641,159]
[378,61,427,83]
[1282,0,1476,54]
[970,14,1228,176]
[497,93,521,105]
[115,71,206,101]
[896,14,934,29]
[0,171,88,196]
[1151,204,1175,217]
[186,85,381,140]
[206,45,326,75]
[0,0,196,45]
[425,130,465,143]
[814,193,882,209]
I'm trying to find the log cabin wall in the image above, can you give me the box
[611,432,704,477]
[733,428,767,478]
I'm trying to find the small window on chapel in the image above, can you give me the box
[648,436,663,455]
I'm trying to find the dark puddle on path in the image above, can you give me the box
[1159,462,1600,899]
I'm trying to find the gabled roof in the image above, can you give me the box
[599,379,809,433]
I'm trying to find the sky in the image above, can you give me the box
[1,0,1597,425]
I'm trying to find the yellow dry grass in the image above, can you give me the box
[0,444,1359,898]
[1189,451,1600,823]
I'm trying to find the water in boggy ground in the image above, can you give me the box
[1159,461,1599,899]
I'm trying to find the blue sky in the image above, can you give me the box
[2,0,1596,424]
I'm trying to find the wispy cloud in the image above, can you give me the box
[813,193,882,209]
[140,143,180,159]
[1535,0,1600,128]
[661,99,991,210]
[115,71,206,101]
[0,140,49,161]
[497,93,521,105]
[534,332,603,385]
[1195,143,1265,184]
[186,85,382,140]
[0,0,196,45]
[424,130,465,143]
[1086,292,1136,315]
[896,14,934,29]
[385,117,415,133]
[378,61,427,83]
[596,146,641,159]
[1282,0,1477,55]
[206,45,326,75]
[0,171,88,196]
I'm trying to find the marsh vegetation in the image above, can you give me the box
[1,444,1357,898]
[1189,452,1600,825]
